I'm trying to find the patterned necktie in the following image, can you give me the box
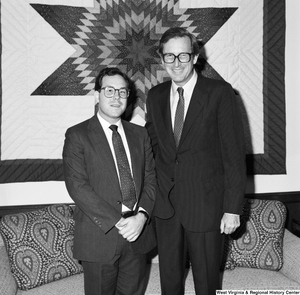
[110,125,136,210]
[174,87,185,148]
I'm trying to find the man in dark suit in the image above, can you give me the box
[145,27,247,295]
[63,67,156,295]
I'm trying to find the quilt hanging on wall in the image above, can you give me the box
[0,0,286,183]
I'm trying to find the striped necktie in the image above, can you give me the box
[173,87,185,148]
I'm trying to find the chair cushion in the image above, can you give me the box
[0,234,18,295]
[0,204,83,291]
[222,267,300,290]
[16,273,84,295]
[280,229,300,284]
[222,199,287,271]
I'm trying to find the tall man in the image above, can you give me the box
[63,67,156,295]
[146,27,246,294]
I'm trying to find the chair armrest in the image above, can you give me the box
[280,229,300,284]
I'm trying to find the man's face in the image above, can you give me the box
[96,74,128,124]
[161,36,198,87]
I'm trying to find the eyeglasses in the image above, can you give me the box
[100,86,129,99]
[162,52,193,64]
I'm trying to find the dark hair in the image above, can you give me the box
[158,27,200,56]
[94,67,131,91]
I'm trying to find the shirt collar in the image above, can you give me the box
[97,113,122,131]
[171,70,198,97]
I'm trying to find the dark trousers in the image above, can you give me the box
[81,233,147,295]
[156,214,224,295]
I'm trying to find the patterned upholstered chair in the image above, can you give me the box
[1,200,300,295]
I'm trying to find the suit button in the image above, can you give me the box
[171,178,174,182]
[117,201,121,204]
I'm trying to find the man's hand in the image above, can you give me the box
[115,213,147,242]
[220,213,240,234]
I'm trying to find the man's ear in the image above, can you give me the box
[94,91,100,114]
[193,54,199,65]
[94,90,99,103]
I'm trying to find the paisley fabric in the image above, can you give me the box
[0,204,83,290]
[223,199,287,271]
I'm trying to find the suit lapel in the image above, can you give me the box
[158,87,173,133]
[157,82,177,151]
[178,76,208,148]
[87,116,120,185]
[154,77,209,151]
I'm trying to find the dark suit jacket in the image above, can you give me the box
[63,115,156,262]
[146,74,246,233]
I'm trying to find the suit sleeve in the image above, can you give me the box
[63,127,121,234]
[145,89,159,157]
[136,128,156,219]
[218,83,247,214]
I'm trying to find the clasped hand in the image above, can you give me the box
[115,213,147,242]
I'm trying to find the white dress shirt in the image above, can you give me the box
[170,70,198,130]
[97,113,135,212]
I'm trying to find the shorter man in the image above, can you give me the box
[63,67,156,295]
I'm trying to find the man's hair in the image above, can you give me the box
[158,27,200,56]
[94,67,131,91]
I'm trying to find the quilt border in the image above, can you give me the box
[246,0,286,175]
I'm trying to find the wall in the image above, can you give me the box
[0,0,299,206]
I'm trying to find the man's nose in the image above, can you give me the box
[113,90,121,99]
[174,57,180,66]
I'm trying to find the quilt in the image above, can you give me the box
[0,0,286,183]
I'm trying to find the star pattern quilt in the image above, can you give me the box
[0,0,286,183]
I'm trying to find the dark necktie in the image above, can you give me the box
[174,87,185,148]
[109,125,136,210]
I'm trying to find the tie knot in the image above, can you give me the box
[109,125,118,132]
[177,87,184,98]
